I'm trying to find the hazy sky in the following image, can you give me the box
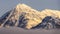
[0,0,60,17]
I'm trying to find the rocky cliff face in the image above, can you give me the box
[0,4,60,29]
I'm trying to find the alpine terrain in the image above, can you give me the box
[0,4,60,29]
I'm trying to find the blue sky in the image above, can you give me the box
[0,0,60,17]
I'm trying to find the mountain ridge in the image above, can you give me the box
[0,4,60,29]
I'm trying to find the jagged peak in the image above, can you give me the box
[16,3,31,9]
[15,3,39,13]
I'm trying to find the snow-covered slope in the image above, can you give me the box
[0,4,60,29]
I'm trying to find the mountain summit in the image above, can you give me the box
[0,4,60,29]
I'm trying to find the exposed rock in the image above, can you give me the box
[0,4,60,29]
[32,16,60,29]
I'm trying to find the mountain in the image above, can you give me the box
[32,16,60,29]
[0,4,60,29]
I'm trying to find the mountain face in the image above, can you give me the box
[0,4,60,29]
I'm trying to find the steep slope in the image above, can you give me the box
[32,16,60,29]
[0,4,60,29]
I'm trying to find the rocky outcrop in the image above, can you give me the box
[0,4,60,29]
[32,16,60,29]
